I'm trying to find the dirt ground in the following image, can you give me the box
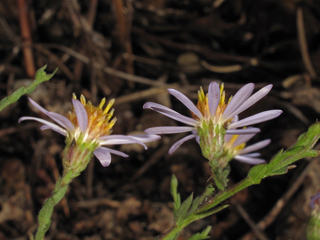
[1,0,320,239]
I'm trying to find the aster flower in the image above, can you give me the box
[144,82,282,160]
[19,95,160,168]
[223,132,270,166]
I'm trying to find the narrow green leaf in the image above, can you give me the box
[175,193,193,227]
[185,205,229,226]
[0,66,57,112]
[171,174,181,215]
[187,226,212,240]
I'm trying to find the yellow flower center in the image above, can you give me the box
[66,94,117,142]
[194,83,233,126]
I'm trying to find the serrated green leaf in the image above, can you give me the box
[0,66,57,112]
[187,226,212,240]
[171,174,181,215]
[175,193,193,227]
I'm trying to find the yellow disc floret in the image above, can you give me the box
[67,94,117,142]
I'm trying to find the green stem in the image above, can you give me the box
[35,171,74,240]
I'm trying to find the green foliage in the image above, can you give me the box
[158,123,320,240]
[187,226,212,240]
[0,65,57,112]
[171,174,181,215]
[175,193,193,226]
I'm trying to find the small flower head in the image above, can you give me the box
[307,192,320,239]
[220,132,270,168]
[19,95,160,171]
[144,82,282,162]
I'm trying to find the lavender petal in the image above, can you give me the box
[240,153,261,158]
[226,128,260,135]
[93,147,112,167]
[40,125,67,136]
[19,117,67,135]
[231,133,256,147]
[234,155,266,164]
[144,102,199,126]
[72,99,88,133]
[311,193,320,209]
[225,84,273,119]
[98,146,129,158]
[169,133,197,155]
[28,98,75,131]
[208,82,220,117]
[222,83,254,119]
[168,89,203,119]
[232,115,239,123]
[239,139,271,154]
[99,135,147,149]
[47,112,75,131]
[129,134,161,143]
[28,98,49,114]
[228,110,283,129]
[145,126,195,134]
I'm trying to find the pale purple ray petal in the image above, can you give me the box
[28,98,75,131]
[98,135,147,149]
[19,117,68,135]
[239,139,271,154]
[208,82,220,117]
[40,125,67,136]
[144,102,199,126]
[28,98,49,114]
[97,147,129,158]
[231,133,256,147]
[226,128,260,135]
[232,115,239,123]
[225,84,273,119]
[145,126,195,134]
[196,136,200,144]
[311,193,320,209]
[168,89,203,119]
[169,133,197,155]
[72,99,88,133]
[228,110,282,129]
[222,83,255,119]
[234,155,266,164]
[129,134,161,143]
[143,102,178,114]
[93,147,112,167]
[224,134,233,143]
[240,153,261,158]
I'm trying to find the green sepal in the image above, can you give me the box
[0,65,57,112]
[187,226,212,240]
[175,193,193,227]
[171,174,181,215]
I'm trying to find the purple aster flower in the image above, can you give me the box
[19,95,160,167]
[144,82,282,157]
